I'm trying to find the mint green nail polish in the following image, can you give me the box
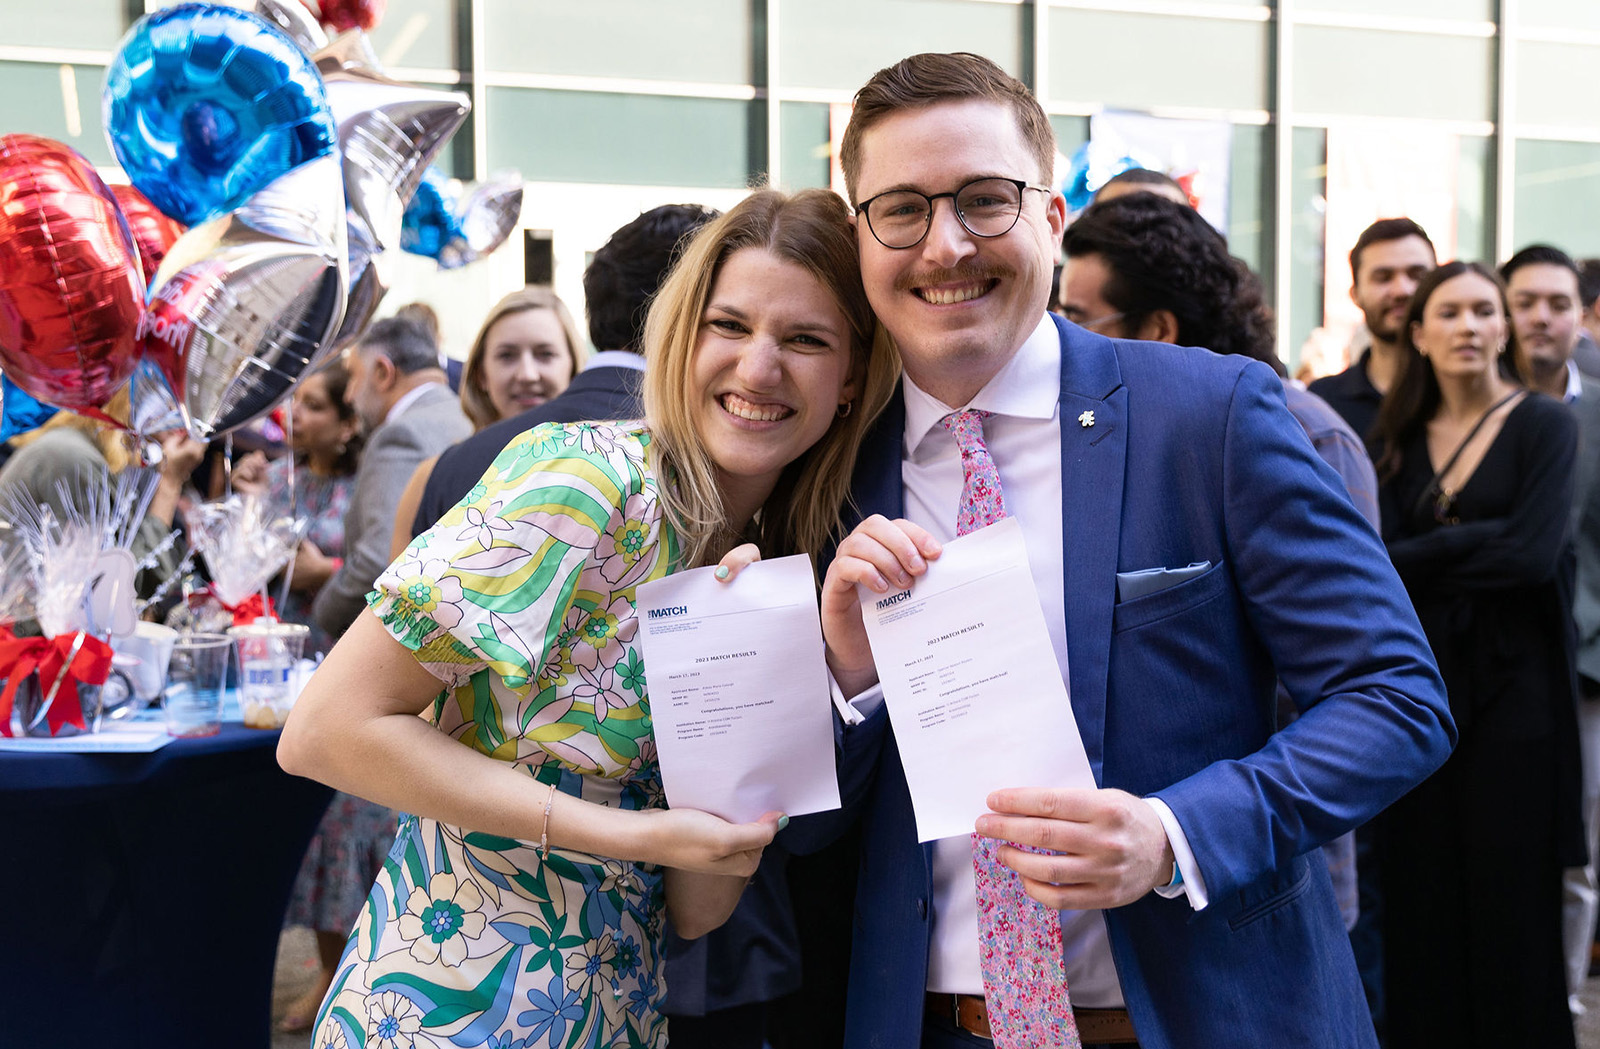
[777,814,790,831]
[715,565,731,580]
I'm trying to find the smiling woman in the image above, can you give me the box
[281,187,899,1049]
[460,287,586,430]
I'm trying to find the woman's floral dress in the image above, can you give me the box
[311,421,677,1049]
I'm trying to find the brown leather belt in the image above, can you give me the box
[925,992,1139,1045]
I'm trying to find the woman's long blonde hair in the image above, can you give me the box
[460,287,587,431]
[643,188,899,569]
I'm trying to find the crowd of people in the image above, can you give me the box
[13,47,1600,1049]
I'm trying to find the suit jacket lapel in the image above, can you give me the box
[1053,314,1126,782]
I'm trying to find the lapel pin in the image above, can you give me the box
[1078,410,1095,428]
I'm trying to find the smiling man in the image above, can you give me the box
[1308,219,1436,450]
[796,52,1455,1049]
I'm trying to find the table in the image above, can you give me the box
[0,722,333,1049]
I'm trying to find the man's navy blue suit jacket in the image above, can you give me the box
[791,315,1454,1049]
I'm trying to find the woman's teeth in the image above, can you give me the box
[722,394,791,422]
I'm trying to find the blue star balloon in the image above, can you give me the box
[103,3,337,227]
[399,166,460,261]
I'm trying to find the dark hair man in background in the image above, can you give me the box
[1309,218,1437,448]
[1092,167,1190,208]
[1574,258,1600,377]
[1501,243,1600,1016]
[410,204,717,537]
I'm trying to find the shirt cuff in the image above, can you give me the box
[1143,797,1209,911]
[828,671,884,725]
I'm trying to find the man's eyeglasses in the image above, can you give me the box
[856,177,1052,250]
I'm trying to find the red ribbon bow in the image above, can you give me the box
[210,588,277,627]
[0,626,115,737]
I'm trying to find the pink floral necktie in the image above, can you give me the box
[940,409,1080,1049]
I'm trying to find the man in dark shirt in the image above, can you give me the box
[410,203,717,538]
[1308,217,1436,450]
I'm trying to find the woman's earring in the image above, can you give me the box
[836,401,853,419]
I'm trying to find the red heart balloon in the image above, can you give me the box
[0,135,145,411]
[110,184,187,285]
[318,0,385,32]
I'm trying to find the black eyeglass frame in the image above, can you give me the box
[854,177,1054,250]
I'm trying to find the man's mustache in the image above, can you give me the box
[895,264,1013,293]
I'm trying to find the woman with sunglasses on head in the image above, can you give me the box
[279,187,897,1049]
[1372,260,1581,1049]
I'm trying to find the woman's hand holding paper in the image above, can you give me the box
[820,514,941,698]
[639,806,784,877]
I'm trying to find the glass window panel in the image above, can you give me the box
[1229,124,1272,288]
[1294,27,1493,122]
[1297,0,1493,20]
[779,0,1024,92]
[1050,115,1090,163]
[368,0,459,72]
[1047,10,1268,112]
[482,0,753,84]
[1456,134,1493,265]
[1519,0,1600,34]
[1514,140,1600,259]
[779,102,831,190]
[1288,126,1328,371]
[1516,42,1600,133]
[11,0,128,50]
[485,88,759,189]
[0,62,114,167]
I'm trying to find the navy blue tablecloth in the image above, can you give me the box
[0,723,333,1049]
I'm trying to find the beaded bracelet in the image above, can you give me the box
[540,782,558,859]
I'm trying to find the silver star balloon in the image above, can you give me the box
[140,153,349,441]
[313,31,470,345]
[439,172,523,270]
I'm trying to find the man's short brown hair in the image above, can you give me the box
[838,52,1056,204]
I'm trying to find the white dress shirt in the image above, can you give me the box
[850,314,1206,1007]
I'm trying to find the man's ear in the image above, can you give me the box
[371,354,398,391]
[1134,309,1181,345]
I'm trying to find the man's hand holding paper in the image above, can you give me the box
[821,515,1178,904]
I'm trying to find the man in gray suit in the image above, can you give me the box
[1501,244,1600,1014]
[313,315,472,638]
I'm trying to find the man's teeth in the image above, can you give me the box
[722,394,790,422]
[919,284,988,305]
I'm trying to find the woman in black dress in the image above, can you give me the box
[1373,260,1582,1048]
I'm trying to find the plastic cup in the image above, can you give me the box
[163,633,231,738]
[111,621,179,705]
[228,620,309,729]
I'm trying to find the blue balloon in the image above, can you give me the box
[400,167,463,262]
[0,373,59,443]
[1059,143,1097,216]
[103,3,337,227]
